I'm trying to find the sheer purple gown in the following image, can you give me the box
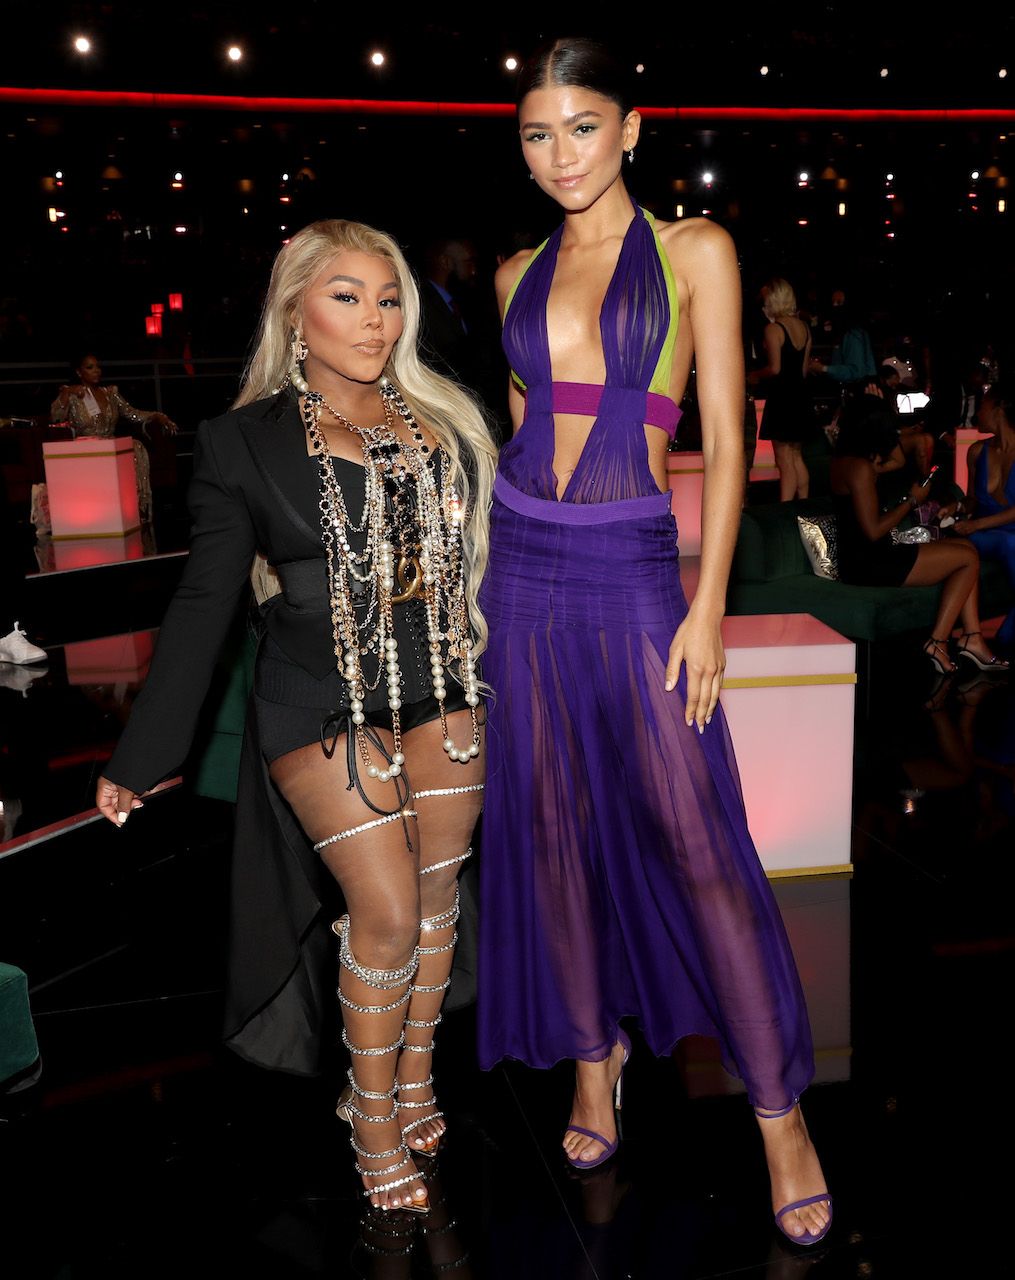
[477,205,815,1112]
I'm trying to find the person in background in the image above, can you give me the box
[749,278,813,501]
[49,353,177,525]
[831,391,1007,675]
[945,383,1015,653]
[810,295,876,387]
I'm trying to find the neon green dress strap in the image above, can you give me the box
[502,236,550,392]
[642,209,680,400]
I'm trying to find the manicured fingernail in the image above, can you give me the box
[665,680,674,691]
[705,715,712,725]
[697,723,704,735]
[117,811,128,824]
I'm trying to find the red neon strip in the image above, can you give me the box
[2,87,1015,121]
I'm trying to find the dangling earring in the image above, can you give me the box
[290,332,310,394]
[626,147,636,165]
[528,172,535,181]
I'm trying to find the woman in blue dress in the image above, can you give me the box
[952,383,1015,654]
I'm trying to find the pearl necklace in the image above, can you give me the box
[302,380,482,787]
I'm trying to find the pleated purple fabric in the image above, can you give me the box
[477,205,815,1111]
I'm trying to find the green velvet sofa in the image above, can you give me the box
[728,498,1012,642]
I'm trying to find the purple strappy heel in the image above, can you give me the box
[774,1193,834,1246]
[564,1029,631,1170]
[755,1101,832,1246]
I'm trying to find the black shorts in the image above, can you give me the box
[254,634,471,765]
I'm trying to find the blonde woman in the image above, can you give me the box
[95,221,497,1213]
[750,279,814,501]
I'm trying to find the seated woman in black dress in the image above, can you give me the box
[830,393,1007,673]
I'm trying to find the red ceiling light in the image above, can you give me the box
[169,293,183,311]
[150,302,165,315]
[145,314,163,337]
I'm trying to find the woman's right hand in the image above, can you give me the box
[96,775,144,826]
[908,480,927,504]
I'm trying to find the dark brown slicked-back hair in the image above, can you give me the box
[516,38,633,119]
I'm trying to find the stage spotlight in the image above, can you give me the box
[635,64,645,74]
[971,170,980,180]
[760,65,769,76]
[504,56,518,71]
[1000,68,1008,79]
[702,171,714,184]
[370,51,386,67]
[879,67,889,78]
[227,45,243,63]
[73,35,91,54]
[798,171,809,182]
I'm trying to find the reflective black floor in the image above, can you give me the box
[2,605,1014,1277]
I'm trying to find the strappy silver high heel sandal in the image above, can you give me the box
[332,915,430,1214]
[397,881,464,1157]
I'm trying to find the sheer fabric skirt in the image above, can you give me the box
[477,476,815,1112]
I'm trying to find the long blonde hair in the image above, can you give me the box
[236,219,498,657]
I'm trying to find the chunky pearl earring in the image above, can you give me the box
[290,333,310,394]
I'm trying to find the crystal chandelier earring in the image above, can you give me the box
[290,332,310,394]
[626,147,636,164]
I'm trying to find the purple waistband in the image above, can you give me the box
[536,382,681,438]
[494,473,673,525]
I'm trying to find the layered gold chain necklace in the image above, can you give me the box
[301,379,481,788]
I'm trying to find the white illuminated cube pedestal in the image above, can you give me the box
[42,437,139,540]
[720,612,856,877]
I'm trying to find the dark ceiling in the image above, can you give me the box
[3,4,1014,108]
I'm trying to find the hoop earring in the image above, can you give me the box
[290,332,310,394]
[626,148,636,165]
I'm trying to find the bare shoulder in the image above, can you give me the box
[655,217,736,272]
[495,249,536,300]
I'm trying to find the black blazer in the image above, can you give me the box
[106,389,336,795]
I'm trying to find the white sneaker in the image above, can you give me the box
[0,622,48,665]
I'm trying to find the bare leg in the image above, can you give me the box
[902,539,997,664]
[269,736,428,1213]
[773,442,796,503]
[396,709,485,1153]
[792,444,810,499]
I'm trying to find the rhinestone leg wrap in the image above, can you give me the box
[315,808,418,851]
[334,914,427,1210]
[419,848,473,877]
[396,869,464,1151]
[414,784,485,800]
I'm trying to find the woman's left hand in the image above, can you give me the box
[665,608,726,732]
[953,518,978,535]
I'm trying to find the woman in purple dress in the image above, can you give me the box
[477,39,831,1245]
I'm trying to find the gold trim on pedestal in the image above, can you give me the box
[723,672,856,689]
[766,863,854,880]
[51,525,142,541]
[44,447,134,459]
